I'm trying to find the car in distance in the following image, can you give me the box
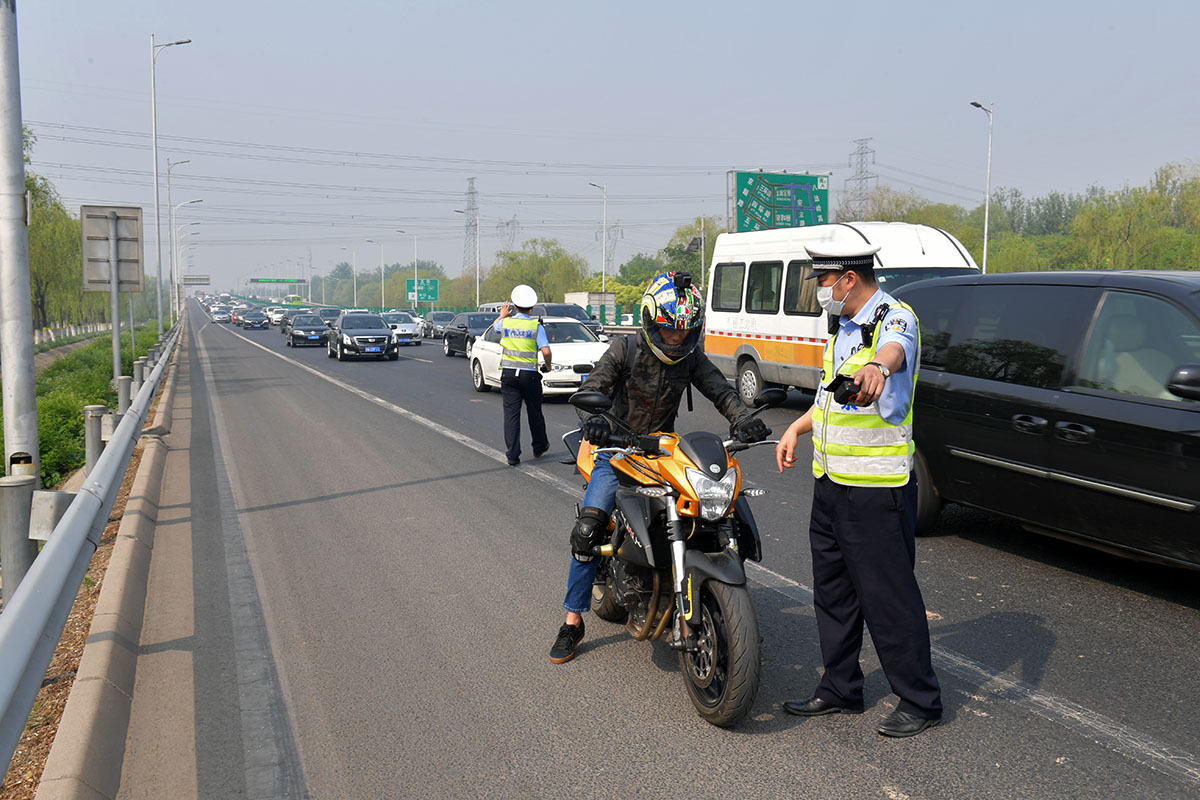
[442,312,498,358]
[530,302,604,336]
[315,307,341,327]
[382,311,422,346]
[241,310,270,330]
[211,307,231,323]
[327,312,400,361]
[893,270,1200,569]
[286,314,330,347]
[470,318,611,394]
[421,311,456,339]
[279,308,313,336]
[267,307,288,326]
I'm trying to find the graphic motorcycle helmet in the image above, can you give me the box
[639,272,704,365]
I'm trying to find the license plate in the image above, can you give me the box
[398,338,410,344]
[580,374,588,382]
[365,346,381,353]
[308,335,319,340]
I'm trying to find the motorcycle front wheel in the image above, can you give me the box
[678,580,761,727]
[590,566,628,623]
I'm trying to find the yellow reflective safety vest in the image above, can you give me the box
[812,300,919,487]
[500,316,541,370]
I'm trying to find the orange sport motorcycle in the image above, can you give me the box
[563,387,786,727]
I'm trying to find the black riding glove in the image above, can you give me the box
[732,416,770,444]
[582,415,611,448]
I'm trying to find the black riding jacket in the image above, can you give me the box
[579,334,751,435]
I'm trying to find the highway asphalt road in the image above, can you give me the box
[149,302,1200,799]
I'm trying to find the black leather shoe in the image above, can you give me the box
[507,458,520,467]
[533,446,549,458]
[877,709,941,738]
[782,696,863,717]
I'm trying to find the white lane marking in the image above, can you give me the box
[209,320,1200,791]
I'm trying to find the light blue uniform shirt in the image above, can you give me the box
[493,311,550,371]
[816,287,919,425]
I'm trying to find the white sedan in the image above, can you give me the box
[469,317,612,395]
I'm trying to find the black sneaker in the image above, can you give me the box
[549,622,585,664]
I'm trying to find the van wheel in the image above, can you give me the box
[737,360,763,406]
[914,448,942,535]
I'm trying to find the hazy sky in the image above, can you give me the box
[18,0,1200,294]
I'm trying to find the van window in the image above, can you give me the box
[944,285,1094,389]
[783,260,820,316]
[711,263,745,312]
[746,261,783,314]
[1076,291,1200,403]
[894,283,965,369]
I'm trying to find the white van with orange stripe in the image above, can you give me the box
[703,221,979,403]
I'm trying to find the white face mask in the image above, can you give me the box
[816,273,849,317]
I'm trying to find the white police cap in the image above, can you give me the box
[510,284,538,307]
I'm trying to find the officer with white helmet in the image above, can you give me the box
[775,243,942,738]
[494,284,552,466]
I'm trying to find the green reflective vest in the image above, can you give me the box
[811,300,920,487]
[500,317,540,370]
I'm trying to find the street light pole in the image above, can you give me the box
[150,34,191,334]
[589,182,607,292]
[165,158,189,322]
[970,101,994,274]
[168,199,200,324]
[367,239,385,309]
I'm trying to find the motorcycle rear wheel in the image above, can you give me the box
[678,580,761,727]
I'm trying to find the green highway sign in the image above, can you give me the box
[406,278,439,302]
[250,278,308,284]
[732,172,829,232]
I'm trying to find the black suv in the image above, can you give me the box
[327,312,399,361]
[894,271,1200,568]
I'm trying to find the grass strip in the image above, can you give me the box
[0,325,161,486]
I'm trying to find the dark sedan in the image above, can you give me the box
[241,310,270,330]
[286,314,330,347]
[327,313,399,361]
[442,312,498,358]
[421,311,457,339]
[279,307,313,335]
[316,307,341,327]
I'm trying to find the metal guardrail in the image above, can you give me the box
[0,322,181,773]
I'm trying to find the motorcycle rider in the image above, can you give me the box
[549,271,770,663]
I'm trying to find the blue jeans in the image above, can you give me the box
[562,453,620,614]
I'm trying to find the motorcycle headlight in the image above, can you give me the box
[685,467,737,521]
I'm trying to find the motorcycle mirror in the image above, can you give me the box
[753,387,788,408]
[569,390,613,413]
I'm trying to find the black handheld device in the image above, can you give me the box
[825,373,860,405]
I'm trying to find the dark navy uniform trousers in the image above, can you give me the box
[501,367,548,462]
[809,474,943,719]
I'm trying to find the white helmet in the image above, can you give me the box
[510,284,537,308]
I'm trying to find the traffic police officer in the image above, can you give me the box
[494,284,552,466]
[775,243,943,738]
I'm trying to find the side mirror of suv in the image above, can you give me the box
[1167,363,1200,401]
